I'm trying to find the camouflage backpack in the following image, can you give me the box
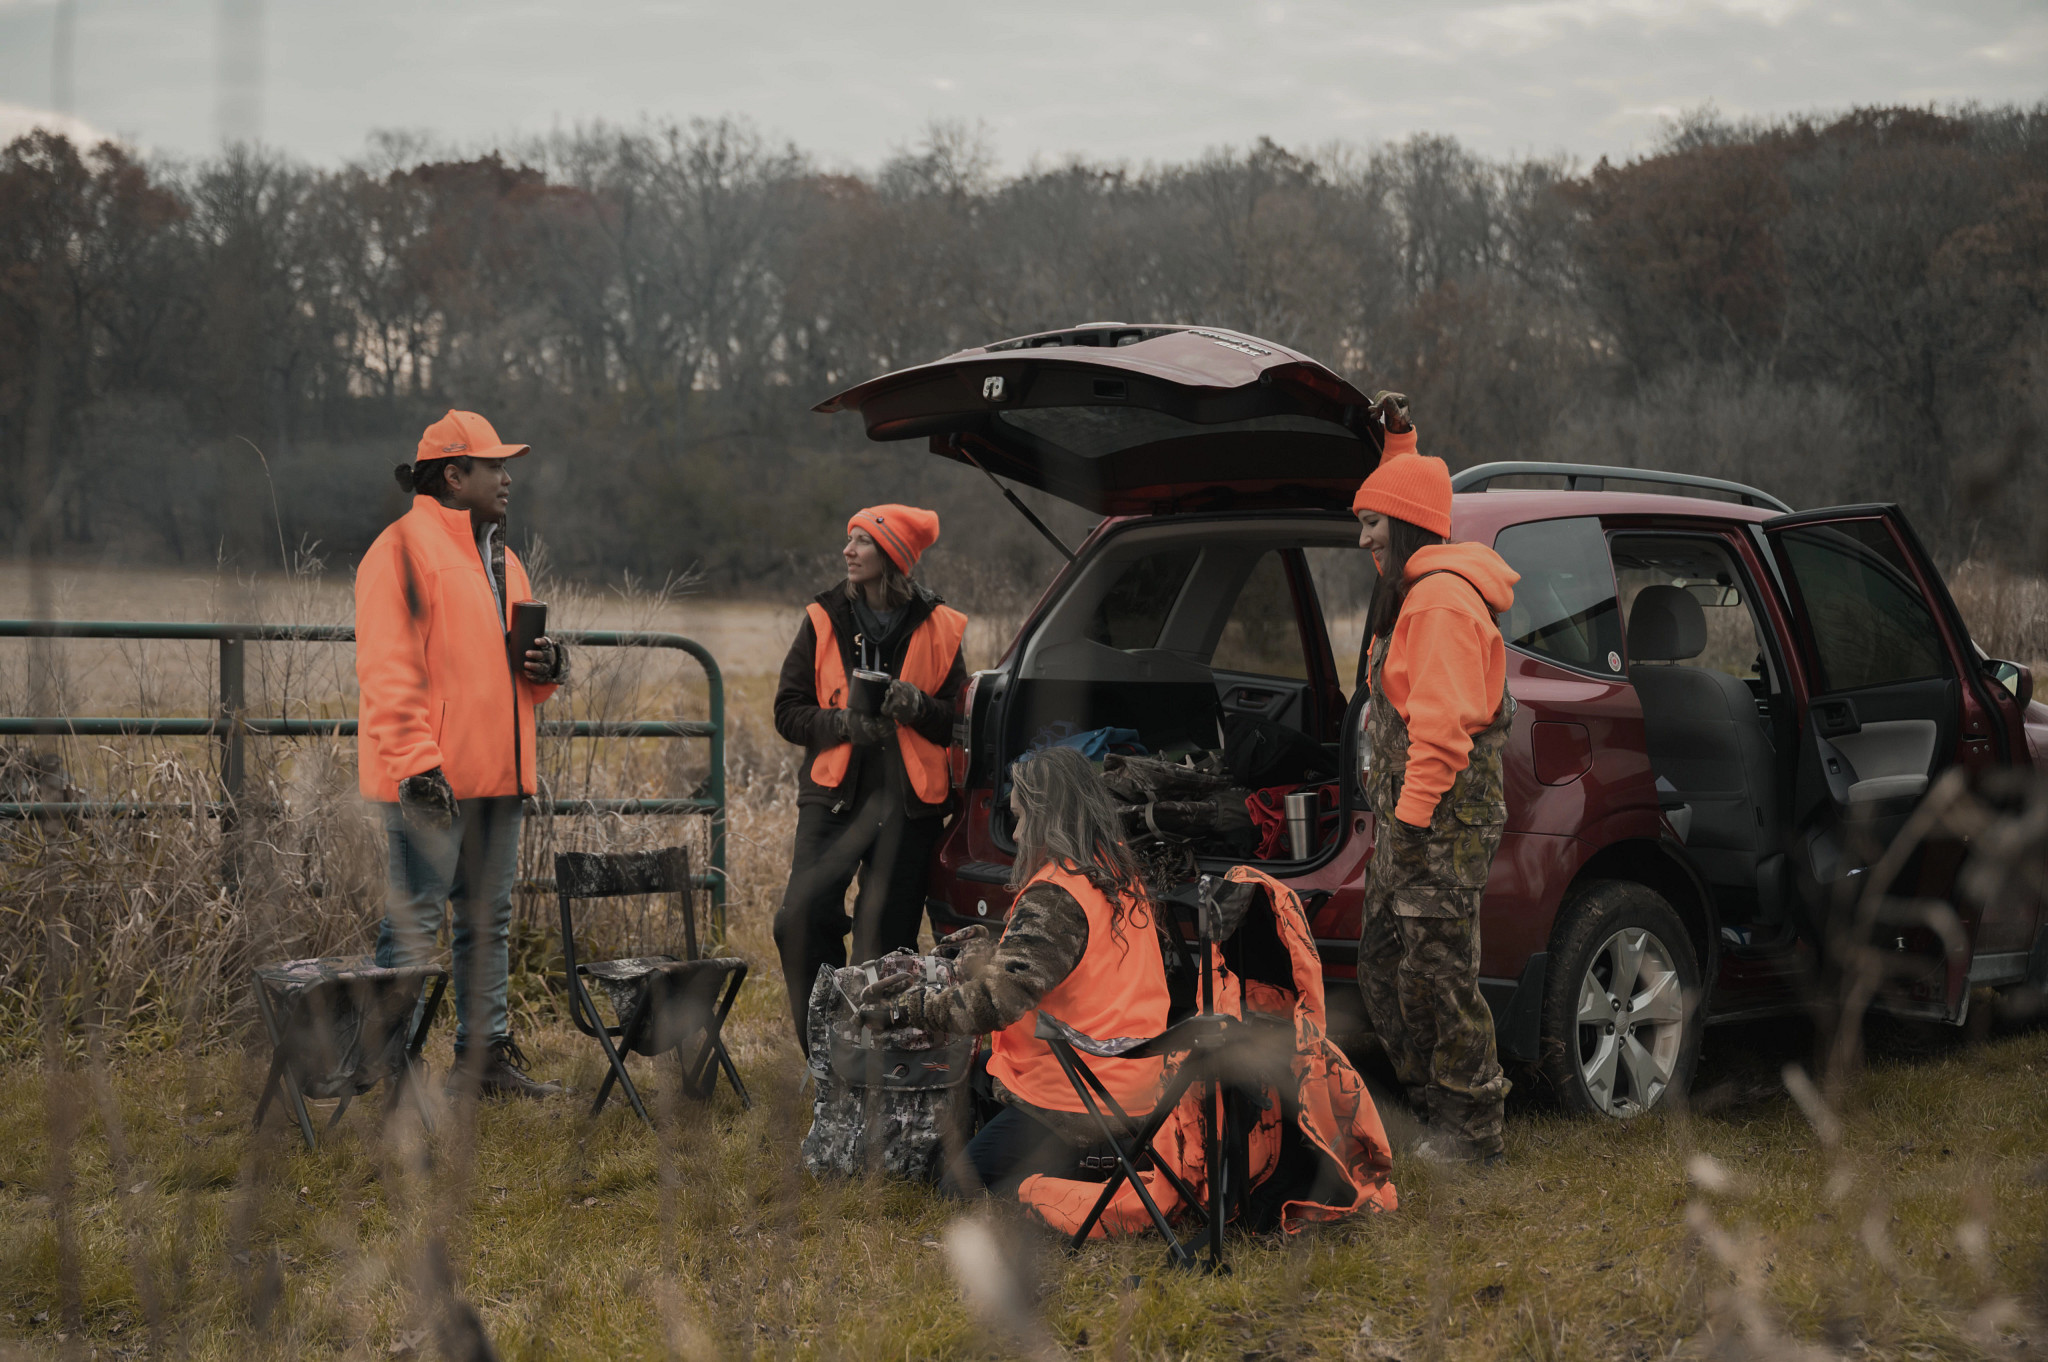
[800,951,975,1180]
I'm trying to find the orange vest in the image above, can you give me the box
[988,863,1170,1114]
[807,600,967,806]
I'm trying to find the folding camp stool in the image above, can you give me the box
[250,955,448,1151]
[1035,874,1270,1273]
[556,846,750,1127]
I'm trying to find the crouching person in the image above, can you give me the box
[1351,397,1519,1165]
[356,410,570,1100]
[855,746,1169,1196]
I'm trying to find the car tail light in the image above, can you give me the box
[951,671,981,790]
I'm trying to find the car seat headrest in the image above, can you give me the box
[1627,584,1707,662]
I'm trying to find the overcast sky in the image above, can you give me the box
[1,0,2043,173]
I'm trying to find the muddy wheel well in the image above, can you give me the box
[1562,839,1716,976]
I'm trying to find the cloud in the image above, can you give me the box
[0,101,113,146]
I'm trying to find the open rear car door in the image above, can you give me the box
[1757,505,2033,1022]
[815,324,1387,515]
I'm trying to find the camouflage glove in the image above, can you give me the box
[1371,390,1412,434]
[398,767,457,831]
[881,679,939,727]
[845,710,894,747]
[1378,814,1432,887]
[935,923,996,977]
[855,971,931,1032]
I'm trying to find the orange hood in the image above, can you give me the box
[1402,541,1518,615]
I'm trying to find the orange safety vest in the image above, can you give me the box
[988,862,1170,1115]
[807,600,967,806]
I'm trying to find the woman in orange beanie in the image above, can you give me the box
[1352,395,1520,1167]
[770,504,970,1048]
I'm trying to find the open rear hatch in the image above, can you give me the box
[814,324,1386,514]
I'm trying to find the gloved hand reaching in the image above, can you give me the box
[854,971,931,1032]
[934,923,995,976]
[1371,390,1412,434]
[399,766,457,830]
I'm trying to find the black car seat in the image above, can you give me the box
[1626,586,1779,900]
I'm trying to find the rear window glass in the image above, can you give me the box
[996,407,1353,460]
[1085,547,1198,650]
[1772,521,1949,692]
[1210,551,1310,680]
[1493,517,1625,676]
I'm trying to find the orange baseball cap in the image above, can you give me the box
[415,410,530,464]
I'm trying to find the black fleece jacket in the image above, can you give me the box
[773,584,969,818]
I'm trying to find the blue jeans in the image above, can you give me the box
[374,796,525,1053]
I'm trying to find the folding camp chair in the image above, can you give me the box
[1035,874,1275,1273]
[251,955,448,1151]
[557,846,750,1126]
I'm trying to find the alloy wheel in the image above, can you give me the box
[1574,926,1686,1117]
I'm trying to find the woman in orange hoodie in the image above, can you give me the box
[1352,396,1520,1166]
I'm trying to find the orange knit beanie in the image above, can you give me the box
[848,504,940,573]
[1350,430,1451,537]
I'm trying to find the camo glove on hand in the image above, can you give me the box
[855,971,933,1033]
[846,710,894,746]
[934,924,996,978]
[398,767,457,830]
[882,679,940,728]
[1371,390,1412,434]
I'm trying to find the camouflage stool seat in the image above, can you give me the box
[250,954,447,1150]
[557,847,750,1126]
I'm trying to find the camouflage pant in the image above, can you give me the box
[1358,814,1509,1156]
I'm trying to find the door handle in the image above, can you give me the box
[1814,699,1860,737]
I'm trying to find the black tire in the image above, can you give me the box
[1538,879,1703,1119]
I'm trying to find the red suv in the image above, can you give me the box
[818,323,2047,1119]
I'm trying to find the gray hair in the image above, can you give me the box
[1008,746,1148,936]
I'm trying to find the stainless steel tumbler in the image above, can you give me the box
[1284,791,1318,860]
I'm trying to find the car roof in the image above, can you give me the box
[1448,489,1779,543]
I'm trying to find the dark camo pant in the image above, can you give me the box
[1358,863,1509,1156]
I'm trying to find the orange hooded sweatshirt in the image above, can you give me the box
[1376,541,1519,828]
[355,495,559,802]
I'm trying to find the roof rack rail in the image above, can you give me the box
[1450,461,1792,513]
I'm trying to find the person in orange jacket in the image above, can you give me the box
[853,745,1169,1196]
[357,410,570,1100]
[771,504,968,1049]
[1351,393,1520,1166]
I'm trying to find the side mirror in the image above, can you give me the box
[1986,658,2034,708]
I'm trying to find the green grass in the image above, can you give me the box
[2,1010,2043,1361]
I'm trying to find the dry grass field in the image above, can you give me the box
[1,559,2044,1361]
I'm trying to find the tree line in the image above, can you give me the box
[2,106,2044,595]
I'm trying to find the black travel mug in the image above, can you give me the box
[849,668,890,716]
[509,600,548,675]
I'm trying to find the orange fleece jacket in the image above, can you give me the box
[1374,541,1519,828]
[355,496,559,802]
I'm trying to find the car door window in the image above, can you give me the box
[1085,547,1199,650]
[1492,517,1625,677]
[1610,536,1772,686]
[1210,551,1310,680]
[1772,521,1950,692]
[1305,546,1370,692]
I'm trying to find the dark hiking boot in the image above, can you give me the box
[448,1038,563,1100]
[1411,1135,1504,1169]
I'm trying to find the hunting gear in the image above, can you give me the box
[357,409,569,1101]
[1352,410,1520,1165]
[773,504,969,1050]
